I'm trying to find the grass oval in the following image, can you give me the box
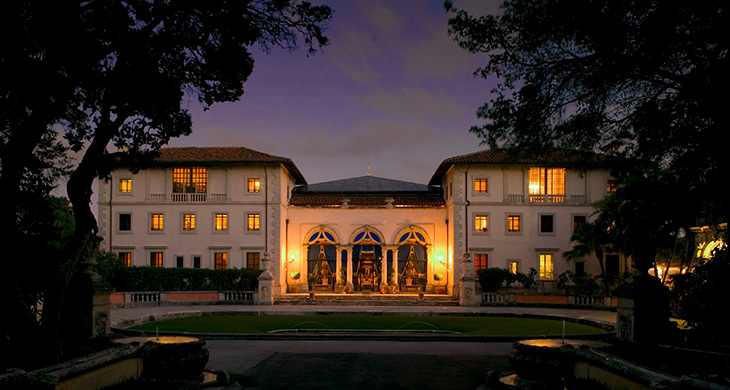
[130,315,606,336]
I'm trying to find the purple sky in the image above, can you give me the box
[167,0,500,185]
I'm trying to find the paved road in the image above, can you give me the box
[205,340,514,390]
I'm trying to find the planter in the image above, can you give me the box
[381,287,388,294]
[418,292,425,300]
[338,284,346,293]
[389,285,397,293]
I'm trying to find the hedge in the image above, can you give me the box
[107,267,262,292]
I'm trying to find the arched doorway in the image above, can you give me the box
[305,226,339,291]
[351,226,384,292]
[395,226,429,292]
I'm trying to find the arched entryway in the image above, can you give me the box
[350,226,384,292]
[395,226,429,292]
[305,226,339,292]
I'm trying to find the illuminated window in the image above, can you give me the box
[119,213,131,231]
[508,260,519,274]
[474,254,488,277]
[474,215,489,232]
[539,214,554,234]
[119,252,132,267]
[539,254,554,279]
[474,178,488,193]
[214,213,228,231]
[529,168,565,200]
[247,214,260,231]
[172,167,207,193]
[507,215,521,232]
[247,252,260,269]
[150,214,164,231]
[606,179,618,193]
[214,252,228,269]
[575,261,585,274]
[150,252,163,268]
[119,178,132,193]
[248,178,261,193]
[182,214,195,231]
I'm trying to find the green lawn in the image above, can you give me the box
[130,315,607,336]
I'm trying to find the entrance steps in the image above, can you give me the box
[274,293,460,306]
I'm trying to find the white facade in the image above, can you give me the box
[98,147,625,302]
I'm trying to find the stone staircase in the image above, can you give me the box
[274,293,460,306]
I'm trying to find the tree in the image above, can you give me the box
[445,0,729,227]
[563,220,612,295]
[1,0,331,368]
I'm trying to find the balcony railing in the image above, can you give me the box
[150,193,228,202]
[529,194,566,203]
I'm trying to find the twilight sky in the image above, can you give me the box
[167,0,501,185]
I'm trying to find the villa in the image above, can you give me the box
[97,146,624,305]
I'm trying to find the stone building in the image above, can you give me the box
[98,146,624,305]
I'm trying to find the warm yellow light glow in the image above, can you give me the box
[290,254,295,259]
[214,213,228,231]
[248,178,261,193]
[474,215,488,232]
[247,213,260,230]
[183,214,195,231]
[119,178,132,193]
[150,214,164,231]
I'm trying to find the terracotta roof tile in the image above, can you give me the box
[429,148,612,185]
[152,147,306,184]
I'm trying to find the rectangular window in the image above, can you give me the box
[214,252,228,270]
[172,167,208,193]
[508,260,519,274]
[474,254,488,277]
[540,214,554,234]
[175,256,184,268]
[247,213,260,231]
[119,252,132,267]
[150,252,163,268]
[248,178,261,193]
[150,214,164,231]
[606,179,618,193]
[539,254,554,280]
[182,214,196,231]
[246,252,260,269]
[474,178,488,193]
[119,213,131,231]
[573,215,587,232]
[529,168,565,201]
[507,215,521,232]
[193,256,201,269]
[474,215,489,232]
[575,261,586,274]
[119,178,132,193]
[214,213,228,231]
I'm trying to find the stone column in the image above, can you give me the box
[380,249,386,286]
[257,252,274,305]
[392,246,400,289]
[426,245,434,292]
[459,252,479,306]
[346,246,354,290]
[335,246,343,285]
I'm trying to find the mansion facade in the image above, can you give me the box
[97,147,625,305]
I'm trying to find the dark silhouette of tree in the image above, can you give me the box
[1,0,331,368]
[445,0,729,228]
[564,220,612,295]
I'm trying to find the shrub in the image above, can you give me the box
[477,268,510,292]
[557,271,603,297]
[671,247,730,344]
[106,266,261,292]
